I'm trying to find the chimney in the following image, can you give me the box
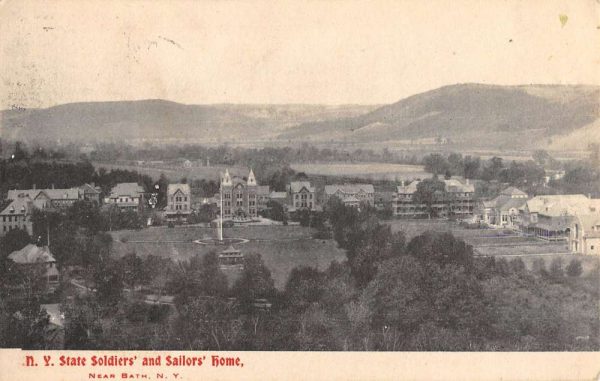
[33,184,36,190]
[52,184,55,189]
[401,180,405,187]
[91,182,95,188]
[466,178,469,185]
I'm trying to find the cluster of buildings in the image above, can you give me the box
[0,181,147,237]
[4,167,600,257]
[478,188,600,255]
[1,184,99,237]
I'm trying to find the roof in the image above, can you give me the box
[220,245,241,255]
[397,178,474,194]
[500,186,528,197]
[397,181,420,194]
[78,183,101,194]
[109,183,144,197]
[269,191,288,199]
[325,184,375,195]
[289,181,315,193]
[8,188,80,201]
[442,178,475,193]
[8,244,56,264]
[167,183,191,197]
[524,194,598,217]
[487,194,529,211]
[0,196,33,216]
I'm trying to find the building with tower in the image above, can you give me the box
[218,169,270,219]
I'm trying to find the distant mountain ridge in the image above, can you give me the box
[280,83,600,150]
[0,101,377,143]
[1,84,598,150]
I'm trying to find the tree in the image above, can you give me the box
[406,231,475,272]
[423,154,450,175]
[0,228,31,257]
[232,253,276,308]
[413,178,447,218]
[264,200,287,223]
[284,267,325,313]
[565,258,583,277]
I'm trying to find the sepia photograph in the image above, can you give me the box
[0,0,599,379]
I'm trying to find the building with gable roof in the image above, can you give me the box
[392,178,475,218]
[519,194,600,240]
[8,244,60,290]
[104,183,145,212]
[0,194,34,236]
[166,183,191,221]
[7,187,82,210]
[324,183,375,208]
[77,183,102,204]
[288,181,316,211]
[218,169,269,219]
[479,186,529,227]
[569,214,600,255]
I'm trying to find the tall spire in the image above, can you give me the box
[247,168,257,186]
[222,169,232,186]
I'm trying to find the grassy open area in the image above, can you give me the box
[110,225,346,289]
[93,162,248,181]
[290,162,428,181]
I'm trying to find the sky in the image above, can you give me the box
[0,0,598,108]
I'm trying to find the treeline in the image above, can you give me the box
[421,151,600,197]
[0,158,154,200]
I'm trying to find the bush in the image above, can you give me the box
[566,258,583,277]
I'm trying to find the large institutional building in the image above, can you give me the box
[218,169,269,219]
[392,178,475,218]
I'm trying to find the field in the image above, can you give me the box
[383,219,600,275]
[290,162,428,181]
[110,225,346,289]
[93,162,247,182]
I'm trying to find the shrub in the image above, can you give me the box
[566,258,583,277]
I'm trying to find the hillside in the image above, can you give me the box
[279,84,600,150]
[0,101,377,144]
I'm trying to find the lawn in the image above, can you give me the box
[110,225,346,289]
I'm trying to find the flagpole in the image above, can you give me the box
[219,176,223,242]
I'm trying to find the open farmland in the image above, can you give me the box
[290,162,428,181]
[110,225,346,289]
[92,162,247,181]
